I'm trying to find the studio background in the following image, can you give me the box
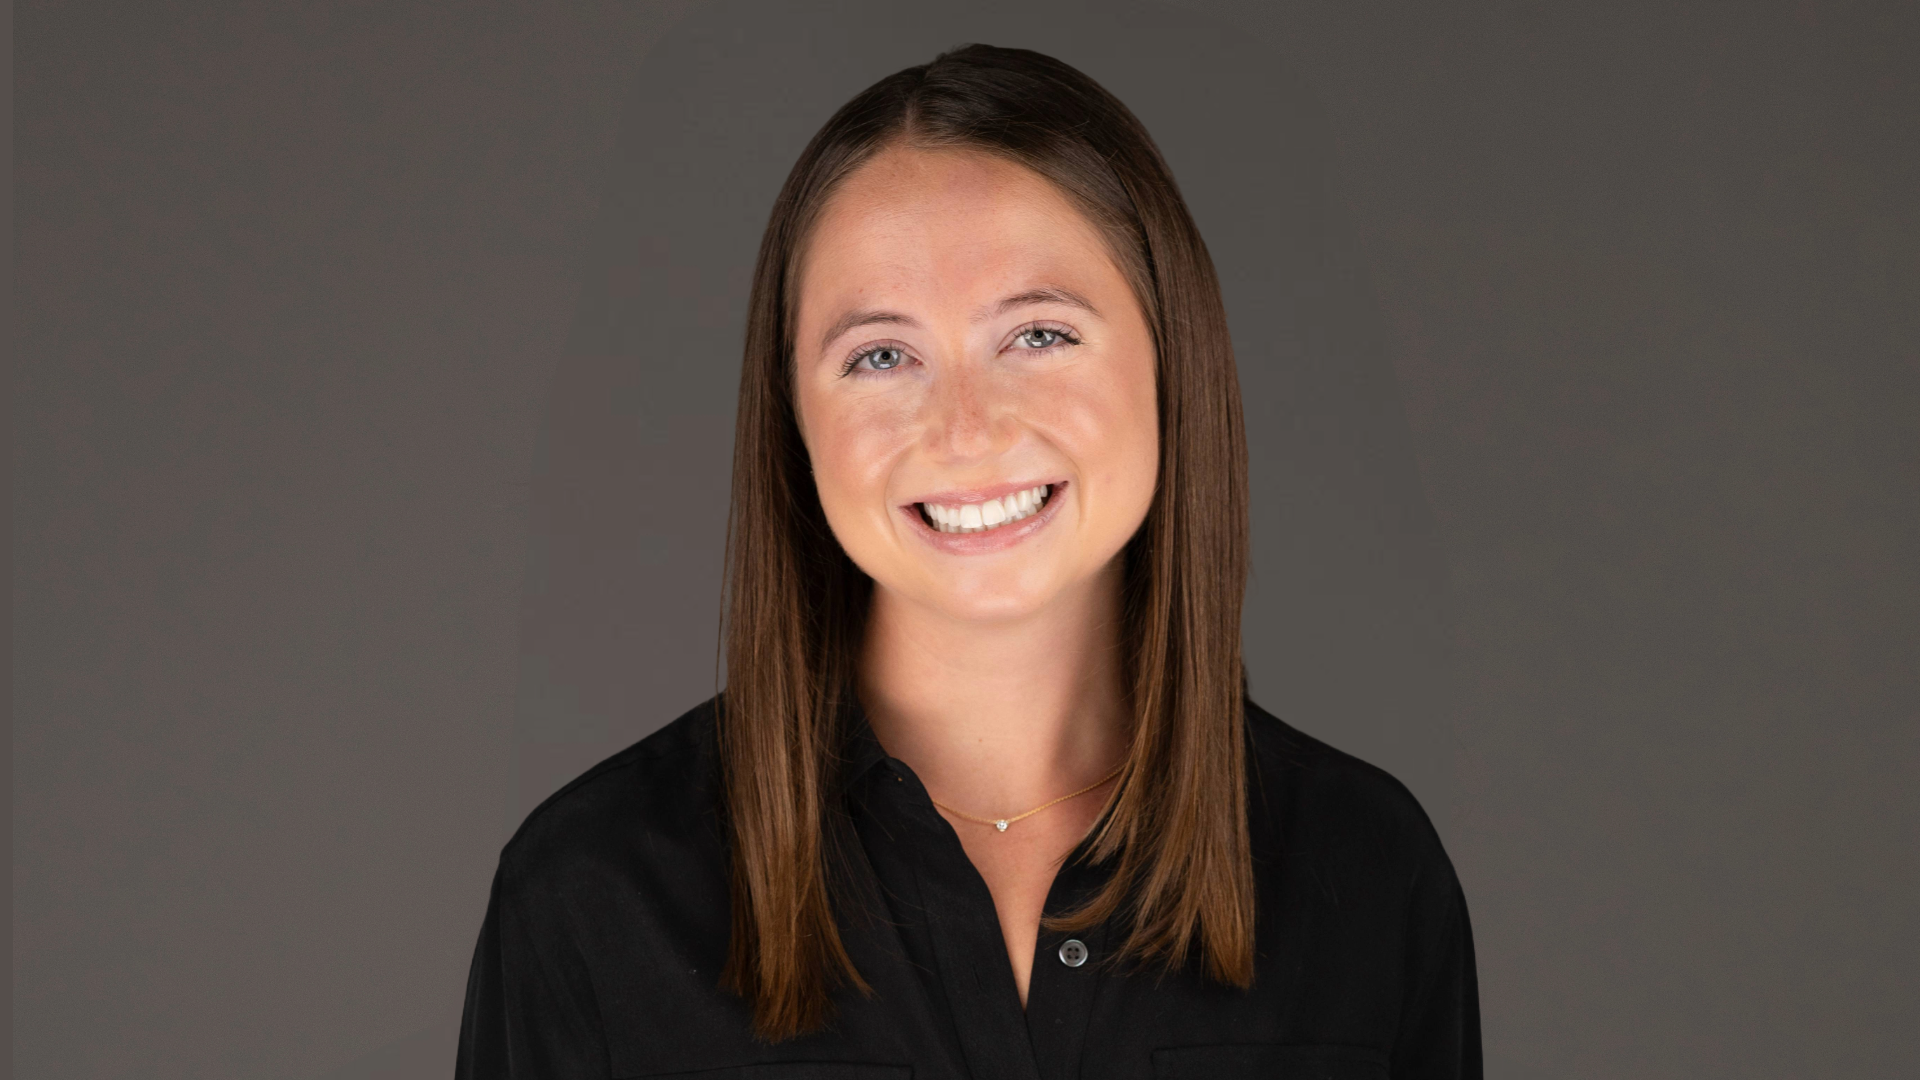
[14,1,1916,1077]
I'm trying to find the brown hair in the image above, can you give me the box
[719,43,1251,1040]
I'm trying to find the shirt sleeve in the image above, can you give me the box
[1390,855,1484,1079]
[456,860,611,1079]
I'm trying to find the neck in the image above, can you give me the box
[858,561,1130,817]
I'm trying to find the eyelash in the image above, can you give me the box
[836,323,1083,378]
[839,343,911,378]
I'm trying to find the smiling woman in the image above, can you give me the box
[795,147,1160,598]
[458,45,1480,1080]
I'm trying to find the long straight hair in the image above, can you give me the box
[719,44,1252,1041]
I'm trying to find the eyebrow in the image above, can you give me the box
[982,286,1102,321]
[818,309,918,353]
[816,286,1103,354]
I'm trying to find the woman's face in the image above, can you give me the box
[792,146,1159,623]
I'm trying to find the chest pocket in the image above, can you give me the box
[1153,1043,1388,1079]
[626,1065,911,1080]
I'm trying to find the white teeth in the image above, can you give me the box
[920,485,1053,534]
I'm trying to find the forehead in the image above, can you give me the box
[796,147,1119,312]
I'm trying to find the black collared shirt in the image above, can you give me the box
[457,696,1481,1079]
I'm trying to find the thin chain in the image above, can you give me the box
[928,759,1128,832]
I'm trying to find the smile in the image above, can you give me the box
[918,485,1053,534]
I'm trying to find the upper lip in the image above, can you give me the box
[904,479,1064,507]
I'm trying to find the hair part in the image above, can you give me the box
[720,43,1252,1041]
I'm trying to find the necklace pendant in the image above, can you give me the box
[994,819,1009,832]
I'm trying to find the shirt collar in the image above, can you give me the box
[835,691,894,791]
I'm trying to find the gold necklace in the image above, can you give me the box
[928,760,1127,833]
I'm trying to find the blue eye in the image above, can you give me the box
[1017,328,1063,349]
[841,345,908,376]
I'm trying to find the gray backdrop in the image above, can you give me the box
[14,1,1917,1077]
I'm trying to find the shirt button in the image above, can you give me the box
[1058,939,1089,968]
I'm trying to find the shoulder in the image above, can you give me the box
[494,696,724,889]
[1242,697,1454,880]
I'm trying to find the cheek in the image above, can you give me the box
[1036,349,1159,521]
[797,385,919,526]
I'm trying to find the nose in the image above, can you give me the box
[924,362,1011,463]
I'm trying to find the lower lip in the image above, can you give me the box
[901,482,1068,555]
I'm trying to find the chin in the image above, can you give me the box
[905,562,1074,624]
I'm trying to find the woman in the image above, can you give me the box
[459,44,1479,1079]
